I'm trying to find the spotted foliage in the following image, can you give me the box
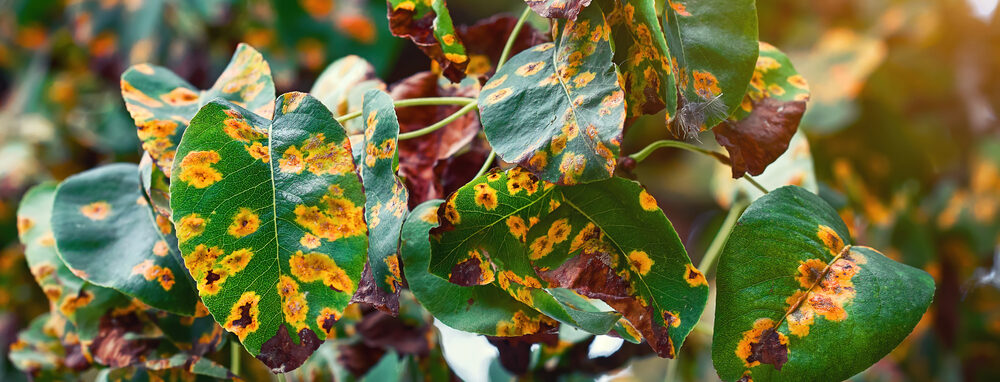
[170,92,367,373]
[601,0,676,119]
[402,200,551,336]
[51,164,198,315]
[387,0,468,82]
[8,313,78,380]
[713,186,934,381]
[430,168,706,356]
[714,42,810,178]
[663,0,759,136]
[121,43,275,177]
[354,90,410,312]
[478,3,625,185]
[524,0,593,20]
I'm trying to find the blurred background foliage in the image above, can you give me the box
[0,0,998,381]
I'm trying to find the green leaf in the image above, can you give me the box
[17,182,133,342]
[96,356,234,381]
[8,313,80,381]
[714,42,810,178]
[170,92,367,372]
[353,90,409,311]
[138,152,172,219]
[713,186,934,381]
[310,55,386,135]
[402,200,550,336]
[430,168,706,355]
[387,0,468,82]
[51,164,198,315]
[663,0,758,135]
[478,3,625,186]
[600,0,677,119]
[121,43,275,177]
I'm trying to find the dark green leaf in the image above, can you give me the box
[713,186,934,381]
[51,164,198,315]
[663,0,758,136]
[478,3,625,185]
[601,0,676,119]
[170,92,366,372]
[121,43,275,177]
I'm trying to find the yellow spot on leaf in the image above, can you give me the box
[486,88,514,105]
[474,183,498,210]
[692,70,721,99]
[735,318,788,368]
[628,250,654,275]
[80,201,111,221]
[300,233,321,249]
[516,61,546,76]
[684,264,708,287]
[160,87,199,106]
[220,248,253,274]
[294,186,366,241]
[176,213,207,243]
[131,260,175,290]
[178,150,222,188]
[816,225,845,255]
[224,292,260,341]
[59,290,94,316]
[245,141,269,162]
[227,208,260,238]
[506,216,528,242]
[153,240,169,257]
[639,189,658,211]
[289,251,354,294]
[317,307,342,338]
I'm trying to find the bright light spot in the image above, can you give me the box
[436,319,497,382]
[588,335,624,358]
[968,0,998,20]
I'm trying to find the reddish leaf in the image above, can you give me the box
[524,0,593,20]
[387,1,468,82]
[457,14,549,77]
[713,98,806,178]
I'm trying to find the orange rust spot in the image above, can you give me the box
[300,233,321,249]
[528,150,548,170]
[529,235,554,260]
[198,267,228,295]
[221,248,253,274]
[279,146,305,174]
[289,251,354,294]
[735,318,789,369]
[245,141,270,162]
[486,88,514,105]
[17,217,34,236]
[692,70,721,99]
[155,214,172,235]
[506,216,528,242]
[496,310,543,336]
[176,213,207,243]
[420,207,439,224]
[558,153,586,185]
[224,292,261,340]
[816,225,845,255]
[573,71,596,88]
[317,307,342,338]
[223,115,266,144]
[662,310,682,328]
[515,61,546,76]
[483,74,507,91]
[384,253,402,292]
[473,183,499,210]
[443,196,461,224]
[638,189,658,211]
[684,264,708,287]
[184,244,223,278]
[153,240,170,257]
[178,150,222,188]
[136,119,178,140]
[794,259,827,288]
[364,138,396,167]
[570,222,601,253]
[444,52,468,64]
[628,250,654,275]
[80,201,111,221]
[131,260,175,290]
[59,290,94,316]
[227,208,261,238]
[506,168,539,195]
[160,87,199,106]
[286,133,355,176]
[785,249,864,337]
[277,275,308,326]
[294,186,365,242]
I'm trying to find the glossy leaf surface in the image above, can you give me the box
[601,0,676,119]
[663,0,758,135]
[170,92,367,372]
[714,42,810,178]
[478,3,625,185]
[402,200,549,336]
[430,168,707,356]
[354,89,409,312]
[121,43,275,177]
[387,0,468,82]
[713,186,934,381]
[51,164,198,315]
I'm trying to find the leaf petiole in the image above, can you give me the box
[335,97,477,124]
[398,101,479,140]
[628,139,770,193]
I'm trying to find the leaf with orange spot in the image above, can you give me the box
[523,0,593,20]
[171,92,367,373]
[599,0,677,119]
[51,164,198,315]
[8,313,79,380]
[351,90,410,314]
[713,186,934,381]
[478,3,625,186]
[663,0,759,135]
[526,177,707,358]
[121,43,276,177]
[714,42,810,178]
[387,0,468,82]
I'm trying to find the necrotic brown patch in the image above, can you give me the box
[224,291,260,340]
[735,318,789,369]
[256,325,322,373]
[449,249,494,286]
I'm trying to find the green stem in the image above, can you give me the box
[276,372,287,382]
[664,357,679,382]
[698,198,750,275]
[334,97,476,124]
[230,339,241,376]
[475,150,497,179]
[398,101,479,140]
[743,174,770,194]
[497,7,533,70]
[628,140,718,163]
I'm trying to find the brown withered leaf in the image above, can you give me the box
[390,71,482,206]
[90,311,159,368]
[387,2,467,82]
[256,325,322,373]
[537,247,675,358]
[486,322,558,375]
[338,341,388,377]
[524,0,594,20]
[350,264,400,315]
[457,14,550,77]
[713,98,807,178]
[355,305,434,356]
